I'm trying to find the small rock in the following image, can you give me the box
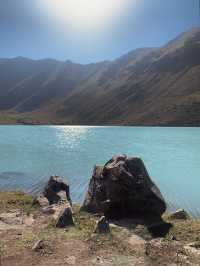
[184,242,200,258]
[33,196,49,208]
[94,216,110,234]
[55,206,74,228]
[169,209,189,220]
[170,235,177,241]
[96,256,104,264]
[23,214,34,226]
[43,175,72,205]
[0,211,22,225]
[65,256,76,265]
[32,240,44,251]
[90,256,104,265]
[41,205,56,215]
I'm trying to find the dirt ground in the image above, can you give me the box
[1,192,200,266]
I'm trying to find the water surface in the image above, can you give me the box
[0,126,199,215]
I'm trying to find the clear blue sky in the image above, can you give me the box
[0,0,199,63]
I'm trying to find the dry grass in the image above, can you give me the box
[0,191,35,214]
[165,217,200,243]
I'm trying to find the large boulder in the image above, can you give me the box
[82,155,166,219]
[43,176,72,205]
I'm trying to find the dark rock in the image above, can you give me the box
[32,240,44,251]
[94,216,110,234]
[82,155,166,219]
[169,209,189,220]
[147,221,172,238]
[43,176,72,205]
[170,235,177,241]
[55,206,74,228]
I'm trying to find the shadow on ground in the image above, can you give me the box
[110,215,172,239]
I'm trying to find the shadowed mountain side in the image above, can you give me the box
[55,27,200,125]
[0,27,200,125]
[0,58,109,112]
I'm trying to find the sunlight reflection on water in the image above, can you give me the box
[53,126,89,149]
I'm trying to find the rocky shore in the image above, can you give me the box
[0,155,200,265]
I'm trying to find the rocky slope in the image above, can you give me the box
[0,27,200,125]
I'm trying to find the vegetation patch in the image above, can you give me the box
[0,191,35,214]
[164,216,200,243]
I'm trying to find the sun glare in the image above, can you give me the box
[38,0,131,31]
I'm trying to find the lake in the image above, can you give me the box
[0,126,199,216]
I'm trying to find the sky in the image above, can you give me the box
[0,0,199,64]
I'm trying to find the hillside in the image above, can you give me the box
[0,27,200,125]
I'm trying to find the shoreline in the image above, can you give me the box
[0,122,200,127]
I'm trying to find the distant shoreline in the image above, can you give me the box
[0,121,200,127]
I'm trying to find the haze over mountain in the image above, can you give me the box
[0,27,200,125]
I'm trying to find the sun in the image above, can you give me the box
[38,0,131,31]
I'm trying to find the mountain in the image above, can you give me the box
[0,27,200,125]
[0,58,108,112]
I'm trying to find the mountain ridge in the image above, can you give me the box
[0,27,200,125]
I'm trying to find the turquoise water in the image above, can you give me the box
[0,126,199,215]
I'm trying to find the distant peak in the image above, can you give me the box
[65,59,74,64]
[13,56,31,61]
